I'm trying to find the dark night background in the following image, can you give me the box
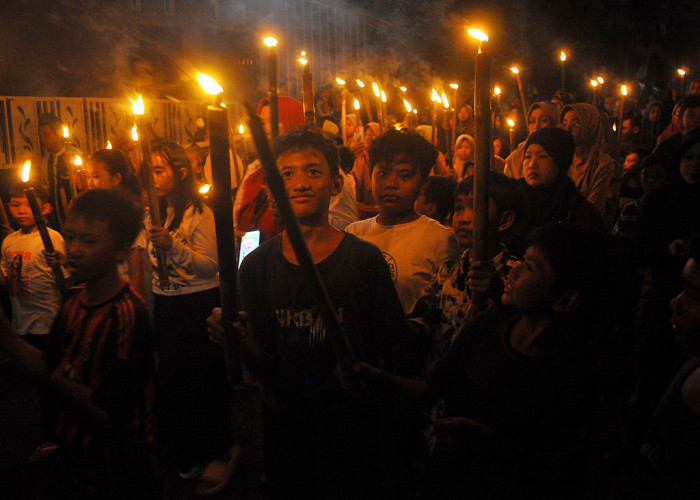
[0,0,698,103]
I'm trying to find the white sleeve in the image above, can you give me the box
[166,209,219,279]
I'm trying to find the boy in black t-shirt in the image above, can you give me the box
[209,130,413,498]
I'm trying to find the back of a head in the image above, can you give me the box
[68,189,144,249]
[369,129,437,180]
[273,129,340,177]
[423,175,458,221]
[456,171,523,215]
[527,223,616,317]
[38,113,62,133]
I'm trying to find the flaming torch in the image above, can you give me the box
[618,84,628,142]
[678,68,687,96]
[380,90,388,131]
[510,67,528,128]
[264,36,279,140]
[372,82,384,131]
[469,27,491,312]
[298,52,315,128]
[430,88,442,146]
[356,79,374,123]
[336,78,348,146]
[131,94,169,290]
[507,118,516,153]
[197,72,242,385]
[560,51,567,92]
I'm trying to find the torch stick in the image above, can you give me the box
[451,84,459,162]
[244,103,359,372]
[24,188,66,294]
[58,187,69,228]
[0,196,11,236]
[135,118,170,290]
[515,73,528,130]
[357,82,374,123]
[264,37,279,141]
[208,102,243,387]
[300,55,315,128]
[471,29,491,312]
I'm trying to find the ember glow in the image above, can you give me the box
[263,37,278,48]
[131,95,144,115]
[21,160,31,182]
[196,72,223,95]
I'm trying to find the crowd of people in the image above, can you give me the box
[0,74,699,498]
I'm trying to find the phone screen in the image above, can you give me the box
[238,230,260,268]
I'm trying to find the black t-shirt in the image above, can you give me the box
[428,312,599,491]
[239,232,412,414]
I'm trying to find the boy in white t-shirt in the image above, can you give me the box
[0,181,65,462]
[346,129,460,313]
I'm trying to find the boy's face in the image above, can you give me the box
[277,147,342,223]
[63,215,124,284]
[39,125,63,153]
[372,157,425,217]
[8,196,50,231]
[451,193,501,249]
[680,143,700,185]
[502,245,557,313]
[671,258,700,346]
[623,153,641,174]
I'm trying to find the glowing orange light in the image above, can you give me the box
[356,79,365,88]
[494,86,502,95]
[336,77,346,86]
[678,69,687,77]
[131,124,138,141]
[130,95,144,115]
[62,126,69,139]
[597,77,604,84]
[507,118,515,129]
[73,156,82,167]
[621,85,628,96]
[560,51,567,62]
[450,83,459,90]
[403,100,412,113]
[400,86,407,92]
[199,184,211,194]
[239,124,245,134]
[590,79,599,88]
[353,99,360,110]
[196,72,223,95]
[380,91,387,103]
[263,37,278,48]
[106,141,112,149]
[467,28,488,42]
[372,82,380,98]
[20,160,31,182]
[441,92,449,109]
[510,67,519,74]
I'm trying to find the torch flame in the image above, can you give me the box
[372,82,380,98]
[403,100,412,113]
[678,68,686,77]
[612,123,616,132]
[131,95,144,115]
[510,67,519,74]
[106,141,112,149]
[131,124,138,141]
[239,124,245,134]
[507,118,515,129]
[467,28,488,42]
[413,109,417,114]
[21,160,31,182]
[621,85,628,96]
[441,92,449,109]
[301,51,306,56]
[62,126,69,139]
[400,86,407,92]
[356,79,365,88]
[196,72,223,95]
[380,90,387,103]
[263,37,278,48]
[494,86,502,95]
[560,51,567,62]
[597,77,604,84]
[450,83,459,89]
[590,79,599,87]
[199,184,211,194]
[73,156,82,167]
[298,57,308,66]
[336,77,346,86]
[353,99,360,110]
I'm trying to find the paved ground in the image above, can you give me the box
[0,358,265,499]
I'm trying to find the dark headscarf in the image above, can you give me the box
[640,100,666,150]
[524,127,575,182]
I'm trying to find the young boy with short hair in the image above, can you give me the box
[411,172,522,361]
[414,174,458,226]
[0,189,158,497]
[345,130,461,313]
[209,130,414,497]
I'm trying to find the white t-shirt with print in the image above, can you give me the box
[1,228,65,335]
[346,214,460,313]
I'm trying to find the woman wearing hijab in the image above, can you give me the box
[455,105,475,137]
[503,101,560,179]
[351,122,381,219]
[560,103,617,218]
[656,102,682,145]
[640,101,666,150]
[453,134,475,179]
[518,127,605,240]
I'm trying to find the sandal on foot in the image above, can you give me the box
[195,444,242,497]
